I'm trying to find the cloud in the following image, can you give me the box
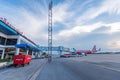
[92,26,110,33]
[52,0,120,41]
[53,20,120,51]
[76,0,120,24]
[107,22,120,33]
[55,20,120,39]
[108,40,120,49]
[55,22,103,38]
[53,0,74,26]
[1,0,120,51]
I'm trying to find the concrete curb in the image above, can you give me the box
[0,62,13,69]
[0,62,7,69]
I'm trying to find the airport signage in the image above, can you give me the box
[0,17,23,35]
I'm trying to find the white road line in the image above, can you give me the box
[29,60,47,80]
[98,65,120,72]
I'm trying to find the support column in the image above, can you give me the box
[15,48,20,55]
[39,51,42,57]
[32,51,34,56]
[35,51,38,58]
[36,52,38,58]
[38,51,41,58]
[26,50,29,55]
[59,50,62,56]
[32,51,34,58]
[15,35,21,55]
[1,49,5,59]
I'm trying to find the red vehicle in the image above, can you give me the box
[76,50,91,56]
[64,54,71,57]
[60,53,71,58]
[13,54,32,67]
[76,50,91,54]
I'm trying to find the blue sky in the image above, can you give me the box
[0,0,120,52]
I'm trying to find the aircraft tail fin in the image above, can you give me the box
[92,45,97,53]
[92,45,101,53]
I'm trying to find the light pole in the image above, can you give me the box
[48,0,53,62]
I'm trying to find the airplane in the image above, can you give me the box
[75,45,101,55]
[60,45,101,57]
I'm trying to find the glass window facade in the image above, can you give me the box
[0,36,6,45]
[6,39,17,45]
[0,36,17,45]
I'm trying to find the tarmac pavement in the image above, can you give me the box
[1,54,120,80]
[36,54,120,80]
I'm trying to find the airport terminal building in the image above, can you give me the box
[0,17,40,59]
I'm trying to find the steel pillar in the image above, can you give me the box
[48,0,53,62]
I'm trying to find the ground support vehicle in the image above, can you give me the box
[13,54,32,67]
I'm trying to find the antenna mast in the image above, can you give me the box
[48,0,53,62]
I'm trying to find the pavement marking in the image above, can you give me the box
[84,61,120,73]
[98,65,120,73]
[86,61,120,73]
[28,60,47,80]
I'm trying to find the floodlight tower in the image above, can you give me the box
[48,0,53,62]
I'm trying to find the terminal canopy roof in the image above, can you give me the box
[15,44,39,51]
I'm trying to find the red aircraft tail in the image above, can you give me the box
[92,45,101,53]
[92,45,97,53]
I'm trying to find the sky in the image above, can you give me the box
[0,0,120,52]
